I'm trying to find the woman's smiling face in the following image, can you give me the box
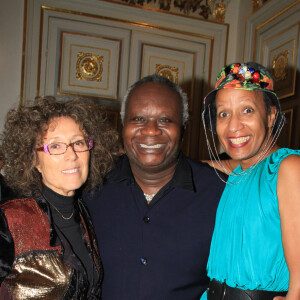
[215,89,276,169]
[36,116,90,196]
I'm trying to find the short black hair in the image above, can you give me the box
[120,74,189,126]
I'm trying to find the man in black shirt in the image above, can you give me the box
[86,75,227,300]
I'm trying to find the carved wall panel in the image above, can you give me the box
[128,30,207,156]
[262,24,299,99]
[244,0,300,149]
[59,32,122,99]
[39,15,130,102]
[22,0,228,160]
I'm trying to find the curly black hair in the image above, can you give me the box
[0,96,121,197]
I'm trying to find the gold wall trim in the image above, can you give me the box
[261,23,299,99]
[140,42,196,101]
[20,0,28,105]
[41,5,215,40]
[39,4,215,94]
[155,65,179,84]
[272,50,289,82]
[256,1,299,31]
[207,37,214,94]
[98,0,229,25]
[252,0,300,60]
[36,5,45,97]
[22,2,228,102]
[261,23,298,54]
[57,31,122,99]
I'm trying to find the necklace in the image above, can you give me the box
[43,195,75,220]
[144,193,156,203]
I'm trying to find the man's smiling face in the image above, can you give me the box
[122,82,183,173]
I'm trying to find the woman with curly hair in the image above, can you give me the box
[0,96,121,299]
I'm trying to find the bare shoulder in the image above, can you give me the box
[278,154,300,175]
[277,153,300,299]
[277,154,300,200]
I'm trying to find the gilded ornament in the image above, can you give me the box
[76,52,104,82]
[155,64,179,84]
[251,0,260,12]
[119,0,212,18]
[251,0,271,12]
[213,1,226,23]
[272,50,289,82]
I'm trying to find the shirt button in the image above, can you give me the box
[143,216,150,223]
[140,258,147,265]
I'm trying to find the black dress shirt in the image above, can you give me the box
[85,154,227,300]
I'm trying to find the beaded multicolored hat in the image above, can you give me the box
[203,62,281,132]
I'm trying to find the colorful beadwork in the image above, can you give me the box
[227,63,261,84]
[214,63,274,92]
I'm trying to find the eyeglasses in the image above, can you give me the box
[37,139,94,155]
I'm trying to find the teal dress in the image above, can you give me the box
[201,148,300,299]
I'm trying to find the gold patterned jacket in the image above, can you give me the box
[0,195,103,299]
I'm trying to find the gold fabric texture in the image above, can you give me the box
[4,251,71,299]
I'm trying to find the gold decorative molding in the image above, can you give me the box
[76,52,104,82]
[252,1,299,60]
[40,5,215,39]
[114,0,213,18]
[56,30,121,99]
[260,23,298,99]
[272,50,289,82]
[140,42,196,102]
[213,1,226,23]
[251,0,271,13]
[35,5,218,96]
[256,1,298,31]
[20,0,28,105]
[251,0,260,12]
[155,64,179,84]
[21,4,229,102]
[109,0,230,21]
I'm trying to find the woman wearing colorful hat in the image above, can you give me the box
[201,62,300,300]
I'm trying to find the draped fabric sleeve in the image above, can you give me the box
[0,208,14,284]
[266,148,299,185]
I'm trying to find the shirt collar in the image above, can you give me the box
[112,153,195,192]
